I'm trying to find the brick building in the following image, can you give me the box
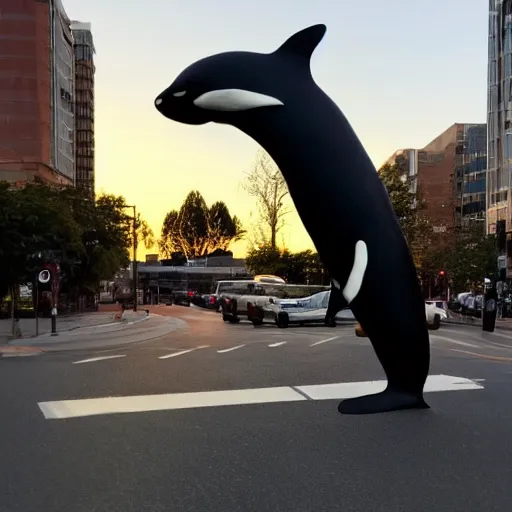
[385,123,487,237]
[0,0,75,185]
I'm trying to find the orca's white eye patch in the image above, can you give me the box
[193,89,284,111]
[173,91,187,97]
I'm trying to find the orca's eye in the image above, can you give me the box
[173,91,186,97]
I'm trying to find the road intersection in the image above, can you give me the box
[1,305,512,511]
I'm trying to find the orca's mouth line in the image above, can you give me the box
[332,240,368,304]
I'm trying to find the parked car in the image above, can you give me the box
[425,302,446,330]
[172,289,194,307]
[355,302,444,337]
[249,290,355,328]
[219,281,330,324]
[191,293,220,310]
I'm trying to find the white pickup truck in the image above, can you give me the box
[425,302,447,330]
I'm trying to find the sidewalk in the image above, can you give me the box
[444,312,512,331]
[0,310,148,344]
[2,314,187,353]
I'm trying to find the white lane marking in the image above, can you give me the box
[296,374,484,400]
[159,345,209,359]
[268,341,287,347]
[159,349,196,360]
[217,345,245,353]
[38,374,483,420]
[38,386,306,419]
[73,355,126,365]
[310,336,339,347]
[430,335,480,348]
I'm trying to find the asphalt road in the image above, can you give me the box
[1,305,512,511]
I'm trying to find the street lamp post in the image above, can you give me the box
[50,260,60,335]
[125,205,138,312]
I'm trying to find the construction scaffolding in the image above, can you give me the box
[71,22,95,196]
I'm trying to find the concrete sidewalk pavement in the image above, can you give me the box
[445,313,512,330]
[3,314,187,353]
[0,310,150,343]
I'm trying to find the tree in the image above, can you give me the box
[245,244,282,276]
[245,243,328,285]
[208,201,245,252]
[243,149,290,249]
[445,225,498,293]
[378,162,433,269]
[0,182,154,306]
[0,182,84,331]
[279,249,326,284]
[379,162,498,295]
[159,192,245,259]
[136,216,155,251]
[177,191,210,258]
[159,210,180,258]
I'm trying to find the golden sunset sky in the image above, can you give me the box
[63,0,487,259]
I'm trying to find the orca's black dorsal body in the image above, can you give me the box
[155,25,431,415]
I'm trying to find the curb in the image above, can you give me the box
[10,313,155,343]
[0,346,44,358]
[72,314,150,331]
[444,318,512,331]
[7,316,188,353]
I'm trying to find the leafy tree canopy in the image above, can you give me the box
[445,225,498,293]
[379,161,497,294]
[0,182,154,300]
[159,191,245,259]
[245,243,327,285]
[378,162,433,269]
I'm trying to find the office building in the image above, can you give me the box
[71,21,95,196]
[487,0,512,273]
[385,123,487,236]
[0,0,75,184]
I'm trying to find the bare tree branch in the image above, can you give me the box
[242,149,290,249]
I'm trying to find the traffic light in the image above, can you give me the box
[439,270,445,276]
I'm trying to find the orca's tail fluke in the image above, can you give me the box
[338,389,430,415]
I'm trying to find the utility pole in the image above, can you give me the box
[50,260,60,335]
[132,205,138,312]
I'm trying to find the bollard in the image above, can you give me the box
[13,318,22,339]
[51,307,58,336]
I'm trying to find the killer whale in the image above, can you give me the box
[155,24,431,415]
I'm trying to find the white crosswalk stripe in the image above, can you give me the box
[38,374,485,420]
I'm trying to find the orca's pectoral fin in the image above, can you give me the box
[325,283,347,322]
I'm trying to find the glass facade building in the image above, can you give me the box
[487,0,512,234]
